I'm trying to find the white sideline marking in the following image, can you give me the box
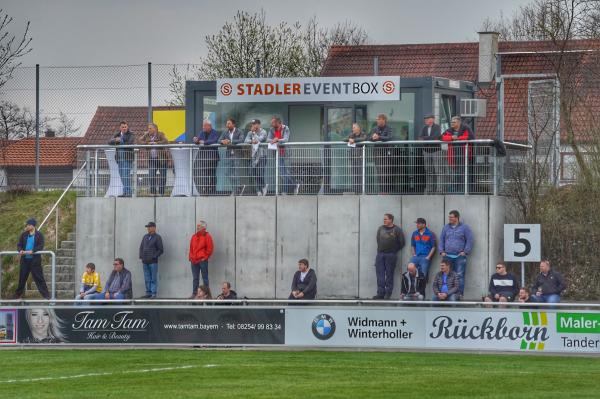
[0,365,200,384]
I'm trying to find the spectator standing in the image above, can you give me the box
[441,116,474,193]
[89,258,132,300]
[373,213,405,299]
[439,210,473,297]
[137,123,168,196]
[193,119,220,195]
[108,121,135,197]
[400,262,426,301]
[410,217,436,282]
[289,259,317,300]
[188,221,214,298]
[219,118,245,194]
[345,123,368,193]
[15,218,50,300]
[484,263,519,303]
[530,260,566,303]
[432,260,460,301]
[76,263,102,301]
[370,114,394,193]
[418,114,442,193]
[244,119,268,195]
[268,116,297,194]
[139,221,164,299]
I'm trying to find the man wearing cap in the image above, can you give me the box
[418,114,442,194]
[15,218,50,299]
[410,217,436,284]
[139,222,164,299]
[245,119,268,195]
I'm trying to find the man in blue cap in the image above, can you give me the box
[15,218,50,299]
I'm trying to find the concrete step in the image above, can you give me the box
[27,280,75,291]
[44,265,75,274]
[67,232,76,241]
[55,256,75,265]
[57,248,75,257]
[61,241,76,249]
[42,273,74,283]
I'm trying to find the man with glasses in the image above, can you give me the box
[89,258,132,300]
[484,262,519,303]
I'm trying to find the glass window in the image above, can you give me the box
[439,94,456,132]
[288,105,323,142]
[203,97,286,134]
[326,107,353,141]
[366,93,415,140]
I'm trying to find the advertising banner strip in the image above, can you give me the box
[216,76,401,103]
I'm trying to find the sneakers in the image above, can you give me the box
[294,184,300,195]
[384,293,392,300]
[139,294,152,299]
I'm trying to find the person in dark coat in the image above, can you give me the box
[15,218,49,299]
[289,259,317,300]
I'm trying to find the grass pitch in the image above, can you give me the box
[0,349,598,398]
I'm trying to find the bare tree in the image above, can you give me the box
[0,100,35,140]
[0,9,32,90]
[51,111,80,137]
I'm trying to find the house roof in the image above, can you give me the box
[322,39,600,142]
[83,106,184,144]
[0,137,82,167]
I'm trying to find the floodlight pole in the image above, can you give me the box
[35,64,40,190]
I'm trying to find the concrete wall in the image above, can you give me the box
[76,195,505,300]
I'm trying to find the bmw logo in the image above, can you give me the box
[312,314,336,340]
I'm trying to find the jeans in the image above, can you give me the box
[88,292,126,300]
[143,263,158,296]
[531,294,560,303]
[118,159,132,196]
[432,293,460,301]
[443,255,467,295]
[410,255,432,280]
[252,157,267,191]
[375,252,397,297]
[191,261,209,295]
[278,156,295,194]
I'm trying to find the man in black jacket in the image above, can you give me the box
[370,114,394,193]
[419,114,442,194]
[139,222,164,299]
[400,262,426,300]
[15,218,50,299]
[219,118,245,195]
[373,213,405,300]
[289,259,317,300]
[484,262,519,303]
[108,121,136,197]
[530,260,566,303]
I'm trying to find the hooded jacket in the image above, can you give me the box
[189,230,214,264]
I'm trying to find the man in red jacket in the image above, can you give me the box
[441,116,474,193]
[188,221,214,298]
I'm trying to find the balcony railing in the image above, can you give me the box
[75,140,527,197]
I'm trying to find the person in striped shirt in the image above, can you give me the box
[484,262,519,303]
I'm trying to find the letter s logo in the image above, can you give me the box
[220,83,232,96]
[382,80,395,94]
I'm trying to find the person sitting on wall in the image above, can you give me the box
[216,281,238,301]
[289,258,317,300]
[76,262,102,301]
[484,262,520,303]
[432,259,460,302]
[400,262,426,301]
[196,285,212,300]
[88,258,132,300]
[530,260,566,303]
[517,287,533,303]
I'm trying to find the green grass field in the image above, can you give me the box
[0,349,598,398]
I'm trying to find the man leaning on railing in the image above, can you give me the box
[137,123,168,196]
[108,121,136,197]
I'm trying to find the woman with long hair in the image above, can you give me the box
[23,308,66,343]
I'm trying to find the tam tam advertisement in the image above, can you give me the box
[216,76,401,103]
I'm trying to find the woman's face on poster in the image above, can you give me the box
[28,309,50,338]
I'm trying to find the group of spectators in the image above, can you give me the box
[108,113,476,197]
[14,211,565,303]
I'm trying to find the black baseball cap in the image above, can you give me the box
[145,222,156,227]
[415,217,427,224]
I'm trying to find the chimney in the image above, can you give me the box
[45,129,55,138]
[478,32,499,84]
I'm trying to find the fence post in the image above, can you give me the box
[464,143,469,195]
[132,149,138,197]
[55,207,59,251]
[51,251,56,300]
[35,64,40,190]
[85,150,91,197]
[275,149,280,196]
[148,62,152,124]
[189,146,194,197]
[362,144,366,194]
[94,149,99,197]
[492,146,498,196]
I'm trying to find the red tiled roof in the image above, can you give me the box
[83,106,184,144]
[0,137,81,167]
[322,39,600,142]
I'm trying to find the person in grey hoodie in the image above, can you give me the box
[373,213,405,299]
[438,210,474,297]
[139,222,164,298]
[245,119,268,195]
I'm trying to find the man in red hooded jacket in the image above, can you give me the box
[441,116,474,193]
[188,221,214,298]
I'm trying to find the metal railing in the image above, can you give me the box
[0,251,57,300]
[75,140,528,197]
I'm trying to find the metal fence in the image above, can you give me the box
[75,140,527,197]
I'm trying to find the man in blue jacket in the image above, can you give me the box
[193,119,220,195]
[15,218,50,299]
[410,217,436,282]
[438,210,474,297]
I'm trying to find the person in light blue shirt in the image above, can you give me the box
[15,218,50,299]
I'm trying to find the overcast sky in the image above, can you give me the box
[4,0,531,66]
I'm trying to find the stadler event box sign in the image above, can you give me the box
[216,76,401,103]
